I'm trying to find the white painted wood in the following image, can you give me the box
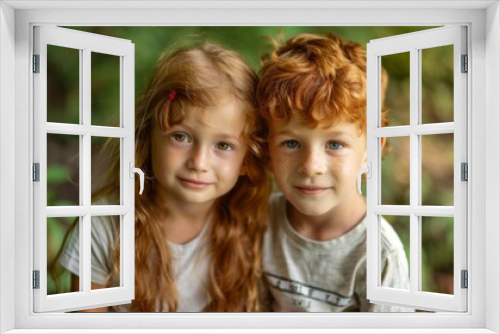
[46,123,129,137]
[485,3,500,333]
[372,123,454,137]
[3,0,497,10]
[372,205,454,217]
[0,2,17,333]
[366,26,467,312]
[32,26,135,313]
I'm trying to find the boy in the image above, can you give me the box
[256,33,411,312]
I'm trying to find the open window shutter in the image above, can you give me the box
[366,26,467,312]
[33,26,135,312]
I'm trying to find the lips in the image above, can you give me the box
[178,177,212,189]
[294,185,329,195]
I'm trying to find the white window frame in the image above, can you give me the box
[366,26,468,312]
[33,25,136,313]
[0,1,499,333]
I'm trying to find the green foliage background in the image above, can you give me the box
[47,26,454,305]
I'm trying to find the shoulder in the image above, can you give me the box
[267,193,287,226]
[379,217,406,258]
[90,198,120,243]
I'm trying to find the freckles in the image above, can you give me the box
[272,155,292,173]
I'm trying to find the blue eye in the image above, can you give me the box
[216,142,234,151]
[282,140,300,149]
[327,141,343,150]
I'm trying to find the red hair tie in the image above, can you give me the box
[168,90,177,101]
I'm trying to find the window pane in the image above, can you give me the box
[91,215,121,290]
[47,216,80,295]
[47,133,79,206]
[421,45,454,124]
[421,134,454,206]
[381,52,410,127]
[421,216,454,294]
[47,45,80,124]
[91,137,120,205]
[381,136,410,205]
[91,52,120,127]
[381,215,410,291]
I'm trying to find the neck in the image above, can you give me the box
[287,193,367,241]
[153,189,214,244]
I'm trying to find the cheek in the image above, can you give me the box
[334,155,365,180]
[216,152,246,177]
[153,145,183,175]
[270,152,293,176]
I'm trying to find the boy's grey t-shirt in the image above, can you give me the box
[59,206,210,312]
[262,193,412,312]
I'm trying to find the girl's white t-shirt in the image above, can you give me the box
[59,208,211,312]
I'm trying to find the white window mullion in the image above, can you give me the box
[365,47,379,299]
[453,26,468,311]
[81,48,92,294]
[33,27,48,305]
[409,47,420,297]
[122,47,135,293]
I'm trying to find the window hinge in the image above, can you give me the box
[461,162,468,181]
[33,270,40,289]
[461,270,468,289]
[33,163,40,182]
[461,54,468,73]
[33,54,40,73]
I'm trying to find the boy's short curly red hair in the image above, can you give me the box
[257,33,389,135]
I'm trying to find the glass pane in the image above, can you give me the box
[381,215,410,291]
[47,216,80,295]
[47,134,79,206]
[91,137,120,205]
[381,52,410,127]
[421,216,454,294]
[421,45,454,124]
[47,45,80,124]
[91,215,121,289]
[381,136,410,205]
[421,134,454,206]
[91,52,120,127]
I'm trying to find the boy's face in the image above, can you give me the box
[268,116,367,217]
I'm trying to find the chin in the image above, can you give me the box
[292,201,334,217]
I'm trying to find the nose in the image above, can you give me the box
[187,144,209,172]
[298,147,327,177]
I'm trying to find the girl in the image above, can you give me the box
[58,42,271,312]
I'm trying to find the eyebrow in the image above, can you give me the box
[273,129,353,138]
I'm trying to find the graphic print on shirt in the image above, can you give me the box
[266,272,352,308]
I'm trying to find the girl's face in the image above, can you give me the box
[151,99,248,208]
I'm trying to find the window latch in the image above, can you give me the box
[357,162,371,195]
[129,162,144,195]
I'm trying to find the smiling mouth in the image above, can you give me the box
[178,177,212,189]
[294,186,329,195]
